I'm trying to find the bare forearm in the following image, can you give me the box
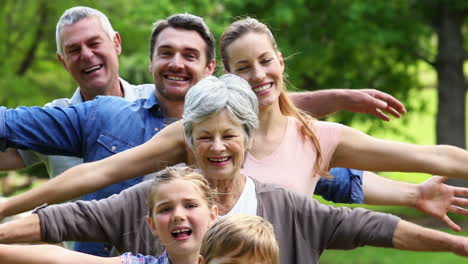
[0,244,119,264]
[393,220,468,256]
[0,148,25,170]
[289,90,343,118]
[0,214,41,243]
[363,171,417,207]
[0,163,106,218]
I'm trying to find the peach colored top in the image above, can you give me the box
[241,117,343,196]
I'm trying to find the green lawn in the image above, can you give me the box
[319,88,468,263]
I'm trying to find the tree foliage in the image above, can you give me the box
[1,0,466,142]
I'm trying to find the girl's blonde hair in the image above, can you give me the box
[220,17,328,178]
[200,214,279,264]
[147,166,217,215]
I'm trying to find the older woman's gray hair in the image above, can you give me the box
[56,6,116,56]
[183,74,259,147]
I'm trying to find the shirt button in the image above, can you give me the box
[154,127,159,132]
[111,146,117,151]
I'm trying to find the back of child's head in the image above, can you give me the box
[200,214,279,264]
[146,166,217,215]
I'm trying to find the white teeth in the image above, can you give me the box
[172,228,190,234]
[208,157,229,162]
[167,76,185,81]
[84,65,101,73]
[253,83,271,93]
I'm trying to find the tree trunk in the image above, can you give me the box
[15,3,48,76]
[433,3,467,187]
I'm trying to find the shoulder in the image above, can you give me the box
[44,98,72,108]
[254,179,309,209]
[120,78,154,100]
[311,120,345,132]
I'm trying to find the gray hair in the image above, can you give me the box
[183,74,259,148]
[56,6,116,56]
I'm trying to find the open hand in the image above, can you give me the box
[415,176,468,232]
[342,89,407,121]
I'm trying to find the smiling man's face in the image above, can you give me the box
[57,16,121,98]
[149,27,214,103]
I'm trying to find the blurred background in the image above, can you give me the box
[1,0,468,262]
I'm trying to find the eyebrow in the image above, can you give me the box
[155,197,201,208]
[63,35,102,50]
[158,45,201,54]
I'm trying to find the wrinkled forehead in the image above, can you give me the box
[60,16,109,46]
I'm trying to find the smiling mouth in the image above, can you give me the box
[171,228,192,239]
[166,75,188,81]
[208,157,231,163]
[253,83,272,93]
[83,65,102,74]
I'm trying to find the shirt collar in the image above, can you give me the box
[72,77,130,104]
[142,90,161,111]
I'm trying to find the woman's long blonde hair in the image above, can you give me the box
[220,17,328,177]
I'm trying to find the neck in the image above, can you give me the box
[80,78,123,101]
[256,100,287,137]
[156,92,185,119]
[210,173,246,216]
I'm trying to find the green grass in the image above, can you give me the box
[320,241,468,264]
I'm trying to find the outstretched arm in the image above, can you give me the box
[0,148,25,170]
[0,244,119,264]
[0,121,187,219]
[331,125,468,179]
[0,214,41,243]
[362,172,468,231]
[289,89,406,120]
[393,219,468,256]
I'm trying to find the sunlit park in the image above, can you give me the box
[1,0,468,263]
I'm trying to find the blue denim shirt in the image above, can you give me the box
[0,95,363,204]
[0,92,165,201]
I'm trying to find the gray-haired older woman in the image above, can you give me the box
[180,74,468,262]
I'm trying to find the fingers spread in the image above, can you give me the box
[441,214,461,232]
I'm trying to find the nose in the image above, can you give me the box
[172,206,186,223]
[80,45,94,60]
[251,64,266,83]
[210,137,226,152]
[168,53,184,72]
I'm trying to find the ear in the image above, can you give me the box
[277,51,285,73]
[146,215,159,237]
[56,53,69,71]
[113,32,122,56]
[148,61,153,73]
[209,205,218,222]
[198,255,205,264]
[204,59,216,76]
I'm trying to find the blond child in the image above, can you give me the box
[200,214,279,264]
[0,167,218,264]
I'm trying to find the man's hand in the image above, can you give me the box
[289,89,406,120]
[339,89,407,121]
[414,176,468,232]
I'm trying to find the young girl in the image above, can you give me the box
[200,214,279,264]
[0,166,218,264]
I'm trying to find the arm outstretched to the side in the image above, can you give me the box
[0,121,187,219]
